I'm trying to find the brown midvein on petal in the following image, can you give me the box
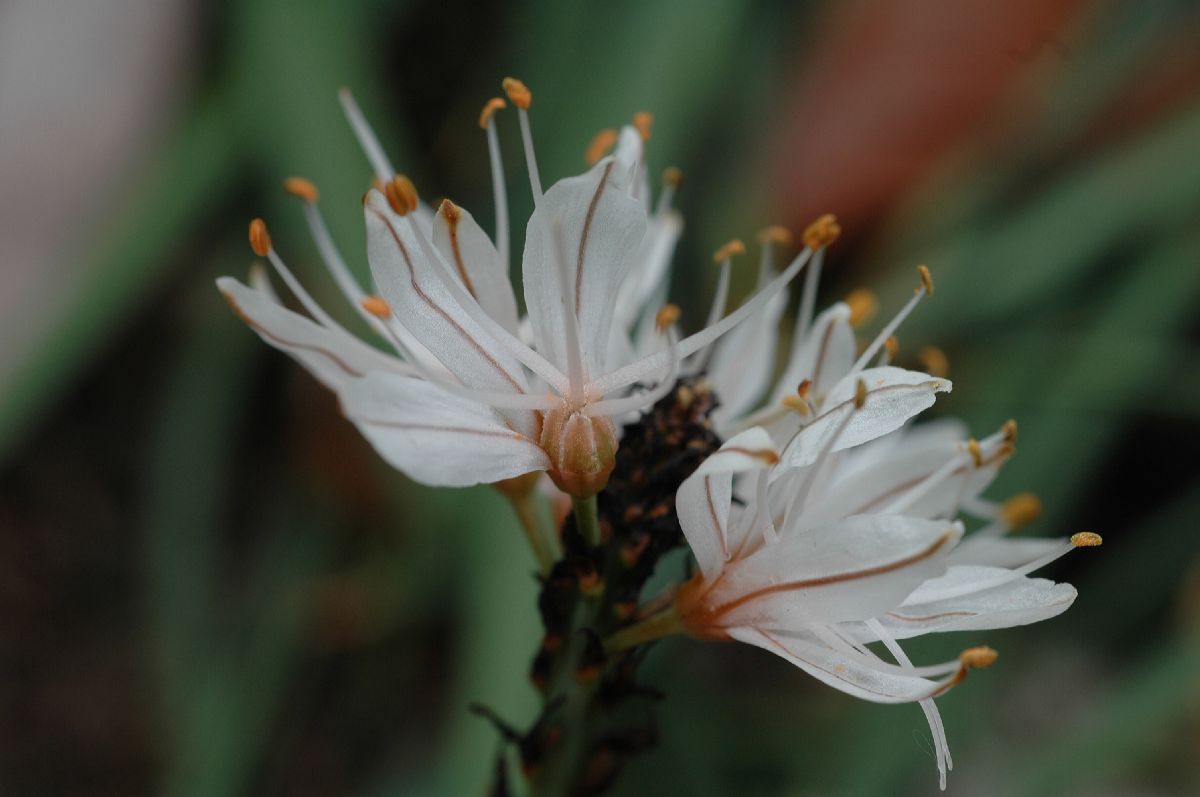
[221,290,365,378]
[704,475,728,560]
[370,208,523,393]
[710,529,955,621]
[352,417,529,441]
[575,160,616,319]
[885,609,977,623]
[440,200,477,300]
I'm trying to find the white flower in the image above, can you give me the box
[672,314,1098,789]
[218,80,832,496]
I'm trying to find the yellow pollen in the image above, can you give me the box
[999,493,1042,528]
[758,225,793,247]
[248,218,272,257]
[1002,419,1019,443]
[854,378,868,408]
[633,111,654,140]
[282,177,319,203]
[501,77,532,109]
[655,303,681,332]
[662,166,683,188]
[361,296,392,319]
[384,174,419,216]
[844,289,878,327]
[782,395,809,416]
[967,438,983,467]
[713,239,745,263]
[918,345,950,377]
[478,97,506,128]
[585,128,619,165]
[884,335,900,359]
[1071,531,1103,548]
[796,379,812,400]
[802,214,841,249]
[917,264,935,295]
[959,646,998,669]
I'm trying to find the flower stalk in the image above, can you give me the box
[603,605,683,654]
[572,494,602,548]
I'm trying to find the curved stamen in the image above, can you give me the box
[877,452,973,516]
[480,100,510,273]
[595,246,815,397]
[502,78,543,204]
[851,266,933,373]
[338,87,395,183]
[682,252,733,376]
[795,247,825,344]
[583,324,679,417]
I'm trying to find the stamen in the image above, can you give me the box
[845,289,878,327]
[802,213,841,249]
[1003,419,1019,443]
[478,97,505,129]
[249,218,272,257]
[850,265,932,373]
[713,239,745,263]
[583,325,680,418]
[999,493,1042,529]
[967,439,983,468]
[361,296,391,318]
[854,378,868,408]
[879,452,973,515]
[785,379,865,521]
[585,129,619,165]
[758,225,793,248]
[385,174,419,216]
[919,345,950,377]
[795,245,825,344]
[959,646,998,669]
[655,167,681,219]
[633,111,653,140]
[338,87,395,182]
[548,217,587,399]
[655,303,681,332]
[282,177,319,204]
[590,247,814,397]
[1071,531,1103,547]
[883,335,900,364]
[481,99,510,272]
[503,77,543,202]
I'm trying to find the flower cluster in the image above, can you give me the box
[219,78,1096,792]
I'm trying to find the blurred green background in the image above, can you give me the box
[2,0,1199,794]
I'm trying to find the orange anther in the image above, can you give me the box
[585,129,619,165]
[282,177,319,203]
[501,77,532,109]
[248,218,272,257]
[478,97,506,128]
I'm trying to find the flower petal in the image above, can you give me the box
[715,516,962,629]
[431,201,521,336]
[216,276,407,390]
[338,371,550,487]
[677,428,779,579]
[772,302,856,404]
[710,289,789,432]
[521,158,647,377]
[778,367,951,471]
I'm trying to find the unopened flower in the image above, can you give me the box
[218,81,834,496]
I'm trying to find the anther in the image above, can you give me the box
[796,379,812,400]
[361,296,392,319]
[632,111,653,141]
[1002,419,1019,443]
[478,97,506,129]
[884,335,899,360]
[999,493,1042,528]
[282,177,319,203]
[384,174,418,215]
[713,239,745,263]
[854,378,868,408]
[501,77,532,109]
[1071,531,1103,548]
[585,129,619,165]
[917,264,935,295]
[758,225,793,247]
[845,289,878,327]
[662,167,683,188]
[248,218,272,256]
[967,438,983,468]
[959,646,998,669]
[918,345,950,377]
[655,303,681,332]
[802,214,841,249]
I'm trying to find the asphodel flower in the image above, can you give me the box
[670,376,1096,790]
[218,80,832,497]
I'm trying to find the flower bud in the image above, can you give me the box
[540,407,617,498]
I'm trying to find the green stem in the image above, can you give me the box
[508,490,559,575]
[572,494,601,547]
[602,606,683,655]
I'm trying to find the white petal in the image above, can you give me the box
[676,428,779,579]
[521,158,647,377]
[710,289,788,431]
[431,202,521,336]
[338,371,550,488]
[364,193,530,396]
[715,516,962,629]
[779,367,951,471]
[216,276,406,390]
[614,210,683,334]
[772,303,856,404]
[729,627,950,704]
